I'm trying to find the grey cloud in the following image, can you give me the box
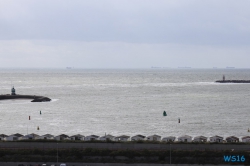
[0,0,250,46]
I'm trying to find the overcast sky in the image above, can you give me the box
[0,0,250,68]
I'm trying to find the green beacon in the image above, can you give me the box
[163,111,167,116]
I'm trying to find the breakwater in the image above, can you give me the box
[0,94,51,102]
[215,80,250,83]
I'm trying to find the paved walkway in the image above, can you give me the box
[0,142,249,151]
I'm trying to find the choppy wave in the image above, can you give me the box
[0,69,249,138]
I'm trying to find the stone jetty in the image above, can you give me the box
[0,86,51,102]
[215,75,250,83]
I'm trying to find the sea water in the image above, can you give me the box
[0,68,249,139]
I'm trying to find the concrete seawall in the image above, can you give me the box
[0,142,249,151]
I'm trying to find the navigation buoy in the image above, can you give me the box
[40,110,41,115]
[29,116,30,120]
[178,118,180,123]
[248,128,250,132]
[163,111,167,116]
[37,126,39,130]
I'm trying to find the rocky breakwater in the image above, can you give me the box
[215,80,250,83]
[0,94,51,102]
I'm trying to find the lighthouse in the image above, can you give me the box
[11,86,16,95]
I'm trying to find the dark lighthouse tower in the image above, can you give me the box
[11,86,16,95]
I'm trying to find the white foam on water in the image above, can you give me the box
[50,99,59,102]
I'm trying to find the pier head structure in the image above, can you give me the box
[0,86,51,102]
[11,86,16,95]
